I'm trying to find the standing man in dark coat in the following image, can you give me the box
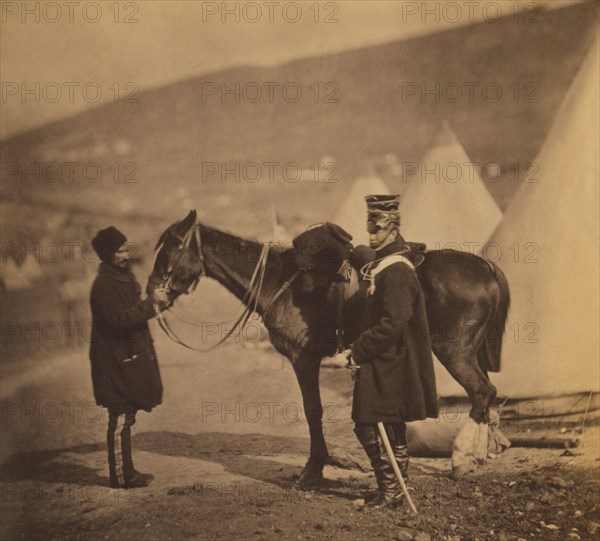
[350,195,438,508]
[90,226,170,489]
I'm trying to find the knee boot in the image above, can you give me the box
[391,423,409,481]
[354,423,402,508]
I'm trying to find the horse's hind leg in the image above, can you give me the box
[434,314,497,424]
[442,351,497,424]
[435,345,497,477]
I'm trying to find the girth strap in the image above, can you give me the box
[263,270,301,316]
[335,281,346,353]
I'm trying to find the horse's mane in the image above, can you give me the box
[154,219,286,258]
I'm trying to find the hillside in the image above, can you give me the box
[1,2,597,238]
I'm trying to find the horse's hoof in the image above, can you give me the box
[451,464,476,479]
[297,472,323,490]
[297,475,323,490]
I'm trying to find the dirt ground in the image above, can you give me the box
[1,319,599,541]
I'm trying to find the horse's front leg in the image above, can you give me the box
[293,358,328,489]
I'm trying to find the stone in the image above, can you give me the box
[587,522,600,535]
[549,476,568,489]
[397,528,414,541]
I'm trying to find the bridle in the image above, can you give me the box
[149,223,205,297]
[150,222,299,352]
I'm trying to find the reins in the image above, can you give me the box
[154,224,299,352]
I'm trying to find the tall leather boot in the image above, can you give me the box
[391,422,410,481]
[354,423,403,508]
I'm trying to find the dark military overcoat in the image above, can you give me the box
[89,263,162,412]
[351,240,438,423]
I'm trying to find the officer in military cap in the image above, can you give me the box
[348,195,438,508]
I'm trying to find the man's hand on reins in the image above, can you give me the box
[327,349,350,369]
[151,287,170,309]
[346,351,360,380]
[327,349,360,378]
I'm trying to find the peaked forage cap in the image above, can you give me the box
[334,175,391,246]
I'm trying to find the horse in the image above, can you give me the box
[146,210,510,487]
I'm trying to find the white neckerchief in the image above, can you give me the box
[360,253,415,296]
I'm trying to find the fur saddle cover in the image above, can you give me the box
[291,223,427,293]
[292,223,353,293]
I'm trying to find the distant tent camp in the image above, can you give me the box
[0,258,32,291]
[334,174,390,246]
[399,122,503,251]
[483,35,599,414]
[21,251,44,282]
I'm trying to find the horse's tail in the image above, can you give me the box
[478,260,510,373]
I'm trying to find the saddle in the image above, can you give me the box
[290,224,427,299]
[290,223,427,353]
[292,222,353,293]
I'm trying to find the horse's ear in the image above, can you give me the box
[178,210,197,231]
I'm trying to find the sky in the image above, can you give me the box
[0,0,582,139]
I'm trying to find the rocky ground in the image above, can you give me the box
[1,324,598,541]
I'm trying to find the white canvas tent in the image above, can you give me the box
[0,258,32,291]
[21,252,44,282]
[399,122,503,251]
[485,36,599,407]
[334,174,390,246]
[398,122,504,397]
[411,44,598,448]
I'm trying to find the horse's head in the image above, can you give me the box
[147,210,205,301]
